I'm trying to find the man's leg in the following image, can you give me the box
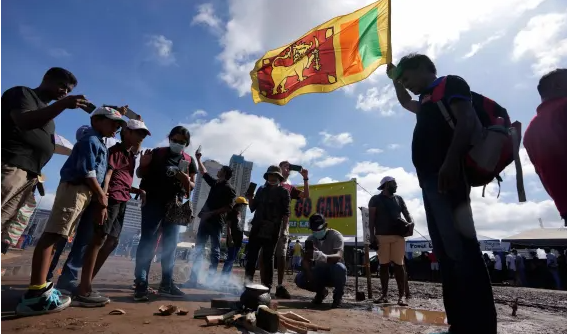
[1,163,36,227]
[275,234,291,298]
[47,238,67,282]
[185,223,209,286]
[222,246,238,275]
[91,201,127,279]
[391,236,408,305]
[294,264,330,304]
[158,221,183,297]
[376,235,392,302]
[56,203,96,291]
[421,175,497,334]
[329,262,347,307]
[260,239,276,289]
[134,201,163,301]
[208,223,222,279]
[244,238,262,283]
[258,248,264,281]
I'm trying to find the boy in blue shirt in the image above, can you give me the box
[16,107,125,316]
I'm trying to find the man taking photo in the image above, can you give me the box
[294,213,346,308]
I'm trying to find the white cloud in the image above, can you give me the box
[512,11,567,76]
[462,33,504,59]
[146,34,176,66]
[503,147,536,179]
[162,110,341,168]
[356,85,397,116]
[192,3,222,34]
[313,156,347,168]
[211,0,544,95]
[366,148,384,154]
[388,143,401,150]
[319,131,353,148]
[318,177,339,184]
[191,109,208,118]
[349,160,562,239]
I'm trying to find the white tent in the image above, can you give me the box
[501,228,567,248]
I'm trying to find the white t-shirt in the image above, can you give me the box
[506,254,516,271]
[494,255,502,270]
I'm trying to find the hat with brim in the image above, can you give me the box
[126,119,151,135]
[378,176,395,190]
[91,107,126,126]
[235,196,249,205]
[263,165,284,181]
[309,213,326,231]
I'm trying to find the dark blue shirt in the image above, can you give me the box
[60,128,108,185]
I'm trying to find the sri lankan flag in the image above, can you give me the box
[250,0,391,106]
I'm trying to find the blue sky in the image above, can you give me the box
[2,0,566,238]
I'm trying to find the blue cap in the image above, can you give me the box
[75,125,91,141]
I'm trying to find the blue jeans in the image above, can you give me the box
[134,200,179,285]
[295,262,347,301]
[420,174,497,334]
[221,246,240,275]
[187,220,222,284]
[47,203,95,285]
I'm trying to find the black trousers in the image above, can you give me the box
[245,236,277,289]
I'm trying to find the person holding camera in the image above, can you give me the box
[368,176,414,306]
[294,213,346,309]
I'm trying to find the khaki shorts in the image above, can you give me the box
[276,234,289,257]
[377,235,405,265]
[43,182,92,237]
[1,163,38,227]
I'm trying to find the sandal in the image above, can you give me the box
[397,298,408,306]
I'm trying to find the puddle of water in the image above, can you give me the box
[372,306,448,326]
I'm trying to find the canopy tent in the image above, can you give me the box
[406,234,509,252]
[501,227,567,248]
[54,133,74,156]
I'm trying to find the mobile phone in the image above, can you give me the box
[305,240,314,251]
[125,107,139,120]
[81,102,96,114]
[246,182,257,196]
[289,164,302,172]
[196,145,202,154]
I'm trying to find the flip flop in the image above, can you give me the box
[397,299,408,306]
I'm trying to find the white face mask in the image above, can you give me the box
[169,141,184,154]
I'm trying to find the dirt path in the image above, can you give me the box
[2,250,566,334]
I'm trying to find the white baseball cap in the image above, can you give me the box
[126,119,151,135]
[91,106,126,125]
[378,176,395,190]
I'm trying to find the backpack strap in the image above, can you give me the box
[510,122,526,202]
[436,100,455,129]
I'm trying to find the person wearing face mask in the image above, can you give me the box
[134,126,197,301]
[294,213,346,308]
[368,176,413,307]
[244,166,291,291]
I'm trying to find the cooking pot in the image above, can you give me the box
[240,283,271,310]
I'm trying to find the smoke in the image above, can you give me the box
[181,249,245,295]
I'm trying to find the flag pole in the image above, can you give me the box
[387,0,393,63]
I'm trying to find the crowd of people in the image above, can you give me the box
[1,52,566,334]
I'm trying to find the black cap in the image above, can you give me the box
[309,213,326,231]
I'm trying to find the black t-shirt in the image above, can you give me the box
[226,210,244,247]
[201,173,236,225]
[1,86,55,175]
[412,75,472,178]
[368,193,410,236]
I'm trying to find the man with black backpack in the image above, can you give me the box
[388,54,498,334]
[368,176,413,306]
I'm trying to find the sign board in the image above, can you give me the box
[405,241,433,253]
[360,207,371,245]
[289,179,357,237]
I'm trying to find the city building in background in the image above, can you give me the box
[191,160,223,236]
[121,199,142,240]
[229,154,253,223]
[26,208,52,239]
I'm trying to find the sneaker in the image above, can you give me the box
[158,283,185,298]
[275,285,291,299]
[312,288,329,305]
[331,299,342,308]
[16,283,71,316]
[72,291,110,307]
[134,282,150,302]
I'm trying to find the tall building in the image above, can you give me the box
[121,199,142,240]
[229,154,253,223]
[26,208,52,238]
[190,160,223,235]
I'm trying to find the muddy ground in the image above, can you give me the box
[2,249,566,334]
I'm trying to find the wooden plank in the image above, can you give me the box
[193,308,231,319]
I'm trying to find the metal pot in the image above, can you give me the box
[240,283,271,310]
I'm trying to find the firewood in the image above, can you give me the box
[277,311,310,323]
[279,314,331,331]
[280,318,308,334]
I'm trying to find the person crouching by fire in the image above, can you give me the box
[294,213,346,308]
[244,166,291,291]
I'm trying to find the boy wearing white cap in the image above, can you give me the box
[74,118,150,307]
[16,107,125,316]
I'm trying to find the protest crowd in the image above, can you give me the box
[2,2,567,334]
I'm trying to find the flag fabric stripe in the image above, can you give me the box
[358,8,382,69]
[339,20,363,77]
